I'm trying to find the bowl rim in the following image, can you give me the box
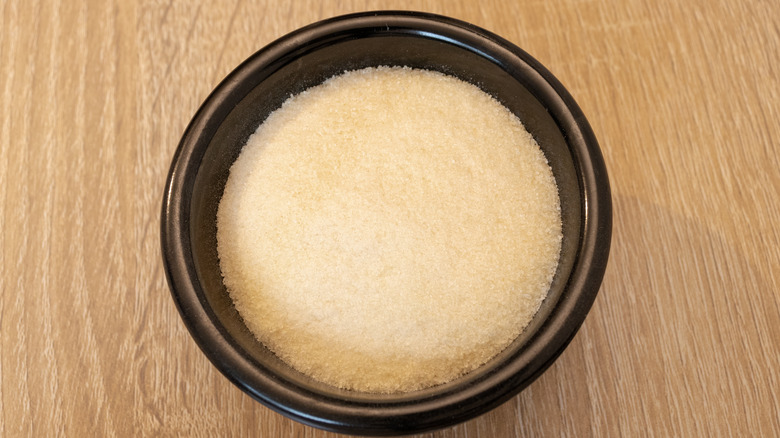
[161,10,611,436]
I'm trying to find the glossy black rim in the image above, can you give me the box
[161,11,611,436]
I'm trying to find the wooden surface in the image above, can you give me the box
[2,0,779,436]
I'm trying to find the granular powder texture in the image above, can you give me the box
[216,67,562,393]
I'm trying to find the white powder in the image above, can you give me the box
[216,66,562,393]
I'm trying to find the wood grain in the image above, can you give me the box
[1,0,778,436]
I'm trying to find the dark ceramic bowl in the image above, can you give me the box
[161,11,611,436]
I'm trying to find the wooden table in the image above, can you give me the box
[2,1,778,436]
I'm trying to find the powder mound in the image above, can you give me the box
[216,66,562,393]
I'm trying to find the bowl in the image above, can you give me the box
[161,11,611,436]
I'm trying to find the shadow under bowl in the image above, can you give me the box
[161,11,611,436]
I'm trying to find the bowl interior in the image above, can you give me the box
[178,14,591,433]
